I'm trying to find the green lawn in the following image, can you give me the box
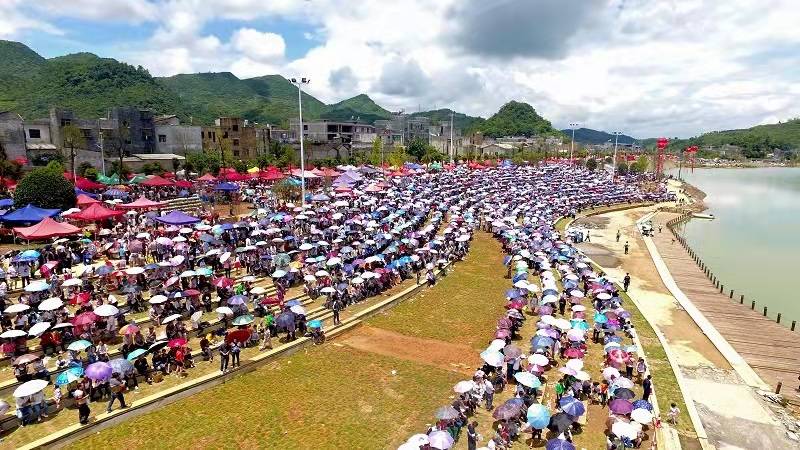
[368,233,509,351]
[73,345,463,450]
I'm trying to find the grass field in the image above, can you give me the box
[368,234,508,351]
[74,345,463,450]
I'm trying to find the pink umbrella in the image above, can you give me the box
[564,348,584,359]
[165,276,180,287]
[495,329,511,339]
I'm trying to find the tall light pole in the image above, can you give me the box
[449,111,454,161]
[99,130,105,176]
[569,122,579,164]
[612,131,622,175]
[291,77,310,206]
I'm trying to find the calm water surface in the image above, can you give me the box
[671,167,800,324]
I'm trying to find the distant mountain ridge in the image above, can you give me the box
[560,128,638,145]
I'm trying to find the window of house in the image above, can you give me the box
[200,131,204,139]
[233,149,240,157]
[81,128,92,138]
[212,132,216,141]
[60,119,71,127]
[223,131,229,139]
[233,139,239,146]
[303,124,308,130]
[28,129,41,139]
[158,134,167,143]
[232,124,238,132]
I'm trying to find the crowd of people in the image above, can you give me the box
[0,161,672,443]
[396,165,671,450]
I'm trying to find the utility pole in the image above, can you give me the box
[612,131,622,175]
[449,111,454,161]
[291,77,310,206]
[569,122,579,165]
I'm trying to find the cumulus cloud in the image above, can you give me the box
[445,0,609,59]
[4,0,800,137]
[231,28,286,62]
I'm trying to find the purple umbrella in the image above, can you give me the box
[85,361,113,381]
[558,396,586,416]
[609,398,634,415]
[539,305,554,315]
[546,439,576,450]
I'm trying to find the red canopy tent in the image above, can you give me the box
[141,175,174,187]
[66,203,125,221]
[117,196,166,210]
[76,194,101,207]
[175,180,192,188]
[196,173,216,182]
[321,167,340,177]
[221,172,247,181]
[74,177,105,191]
[13,217,81,240]
[258,167,284,181]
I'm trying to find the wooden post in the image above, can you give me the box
[740,294,744,304]
[792,321,796,332]
[751,300,756,310]
[776,313,781,324]
[776,382,782,394]
[720,284,724,293]
[763,306,768,317]
[729,289,734,299]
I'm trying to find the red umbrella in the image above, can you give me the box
[167,338,187,348]
[183,289,201,297]
[141,175,174,187]
[260,296,281,306]
[197,173,217,182]
[175,180,192,188]
[225,329,251,344]
[213,277,233,288]
[73,311,98,327]
[564,348,585,359]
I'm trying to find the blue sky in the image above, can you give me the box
[1,0,799,138]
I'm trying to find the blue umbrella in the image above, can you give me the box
[285,300,301,307]
[96,266,114,276]
[531,336,554,349]
[126,348,148,361]
[558,396,586,417]
[0,199,14,208]
[144,263,160,270]
[308,320,323,329]
[506,288,522,299]
[545,439,575,450]
[632,399,653,411]
[527,403,551,429]
[593,312,608,324]
[109,358,135,375]
[55,366,84,386]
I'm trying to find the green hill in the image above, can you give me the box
[560,128,638,145]
[321,94,391,123]
[410,109,485,134]
[647,119,800,159]
[477,101,560,138]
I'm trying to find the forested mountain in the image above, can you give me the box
[476,101,561,138]
[410,109,485,134]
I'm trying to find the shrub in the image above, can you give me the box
[14,166,76,210]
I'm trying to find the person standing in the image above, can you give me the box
[107,372,127,413]
[74,387,91,425]
[483,377,494,410]
[230,340,241,368]
[332,298,341,326]
[616,230,621,242]
[219,341,230,373]
[624,241,630,255]
[642,375,652,402]
[467,421,479,450]
[623,273,631,292]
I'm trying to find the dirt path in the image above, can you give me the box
[339,326,479,376]
[572,206,797,449]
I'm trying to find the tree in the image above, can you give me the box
[62,125,84,178]
[629,155,649,173]
[369,137,383,166]
[14,166,76,209]
[387,145,409,167]
[585,158,598,171]
[407,138,428,161]
[110,126,130,178]
[616,163,630,176]
[77,161,95,178]
[232,159,248,174]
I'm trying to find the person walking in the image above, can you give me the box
[332,298,342,326]
[467,421,479,450]
[483,377,495,410]
[623,273,631,291]
[642,375,652,402]
[107,372,127,413]
[231,340,241,368]
[219,341,230,373]
[624,241,630,255]
[616,229,621,242]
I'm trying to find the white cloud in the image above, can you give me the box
[32,0,158,23]
[231,28,285,62]
[5,0,800,137]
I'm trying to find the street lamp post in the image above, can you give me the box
[569,122,579,164]
[291,77,310,206]
[612,131,622,175]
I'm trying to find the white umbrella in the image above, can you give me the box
[315,270,330,277]
[94,304,119,317]
[528,353,549,366]
[303,275,317,282]
[271,270,287,278]
[487,339,506,352]
[453,380,475,394]
[180,270,196,278]
[326,257,342,266]
[39,297,64,311]
[149,295,168,304]
[52,323,73,330]
[428,430,454,449]
[631,408,654,424]
[28,321,51,337]
[4,303,30,314]
[0,329,26,338]
[480,350,504,367]
[216,306,234,316]
[250,287,267,295]
[351,277,364,285]
[162,314,182,324]
[25,281,50,292]
[125,267,145,275]
[566,359,584,371]
[62,278,82,287]
[219,252,231,263]
[190,311,203,322]
[320,287,336,294]
[13,379,49,398]
[553,318,572,330]
[611,421,639,440]
[514,371,540,388]
[179,227,193,234]
[574,370,591,381]
[299,243,314,251]
[571,305,586,312]
[290,305,306,315]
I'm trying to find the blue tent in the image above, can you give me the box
[214,182,240,192]
[0,204,60,224]
[74,188,100,199]
[0,199,13,208]
[154,210,201,226]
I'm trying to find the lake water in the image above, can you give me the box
[671,167,800,326]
